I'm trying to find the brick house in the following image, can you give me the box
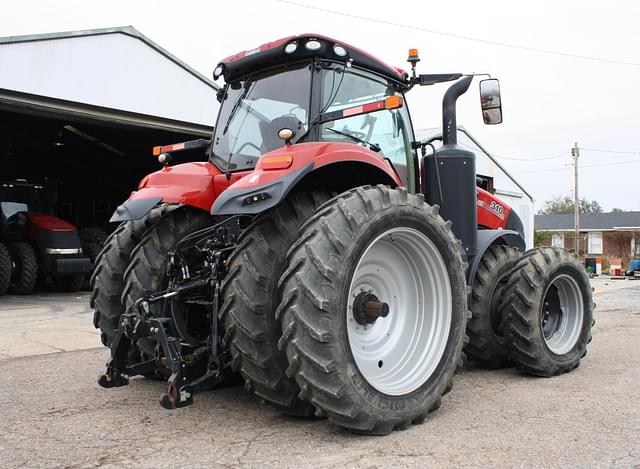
[535,212,640,266]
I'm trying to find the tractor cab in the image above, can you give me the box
[210,36,416,188]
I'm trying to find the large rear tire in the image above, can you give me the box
[465,244,522,368]
[8,242,38,294]
[220,192,329,416]
[500,247,593,377]
[277,186,469,434]
[90,204,175,346]
[0,243,10,296]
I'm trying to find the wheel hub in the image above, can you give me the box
[353,291,390,325]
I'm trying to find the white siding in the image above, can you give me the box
[0,33,217,126]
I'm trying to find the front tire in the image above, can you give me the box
[500,247,593,377]
[91,204,175,346]
[8,242,38,294]
[0,243,11,296]
[277,186,469,434]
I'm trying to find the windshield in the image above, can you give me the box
[210,63,312,172]
[0,186,43,214]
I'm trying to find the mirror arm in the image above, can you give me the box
[442,76,473,146]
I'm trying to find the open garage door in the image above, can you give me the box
[1,105,210,230]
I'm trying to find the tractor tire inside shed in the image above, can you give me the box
[54,274,85,292]
[0,243,11,296]
[219,191,329,417]
[8,242,38,294]
[465,244,522,368]
[500,247,593,377]
[277,186,469,435]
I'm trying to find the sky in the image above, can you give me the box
[2,0,639,211]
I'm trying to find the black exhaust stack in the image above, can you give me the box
[423,75,477,262]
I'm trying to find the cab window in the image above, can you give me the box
[319,65,415,190]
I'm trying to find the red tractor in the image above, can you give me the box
[94,35,593,434]
[0,180,95,294]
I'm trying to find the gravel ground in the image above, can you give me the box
[1,277,639,468]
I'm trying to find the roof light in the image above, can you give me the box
[213,65,224,80]
[305,40,322,51]
[407,48,420,64]
[333,44,347,57]
[284,42,297,54]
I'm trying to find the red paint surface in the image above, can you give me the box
[128,162,248,213]
[228,142,401,191]
[476,187,512,230]
[26,213,76,232]
[125,149,515,234]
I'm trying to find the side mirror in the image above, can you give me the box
[479,79,503,125]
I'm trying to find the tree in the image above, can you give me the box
[611,208,626,213]
[538,196,603,215]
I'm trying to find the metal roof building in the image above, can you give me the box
[0,26,218,135]
[0,26,218,229]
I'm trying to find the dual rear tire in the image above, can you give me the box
[500,247,593,376]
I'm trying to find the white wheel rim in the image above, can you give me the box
[346,227,452,396]
[542,274,584,354]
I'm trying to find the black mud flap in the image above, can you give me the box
[110,197,162,222]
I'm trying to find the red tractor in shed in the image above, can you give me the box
[0,180,95,295]
[93,35,593,434]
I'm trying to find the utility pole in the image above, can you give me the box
[571,142,580,252]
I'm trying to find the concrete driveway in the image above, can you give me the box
[1,277,639,468]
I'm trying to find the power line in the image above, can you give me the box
[274,0,640,67]
[457,142,568,161]
[491,151,568,161]
[516,158,640,174]
[580,147,640,155]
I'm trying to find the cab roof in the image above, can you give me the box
[215,34,409,87]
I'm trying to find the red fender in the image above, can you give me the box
[228,142,400,190]
[211,142,401,214]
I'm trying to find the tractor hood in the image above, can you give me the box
[26,213,76,232]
